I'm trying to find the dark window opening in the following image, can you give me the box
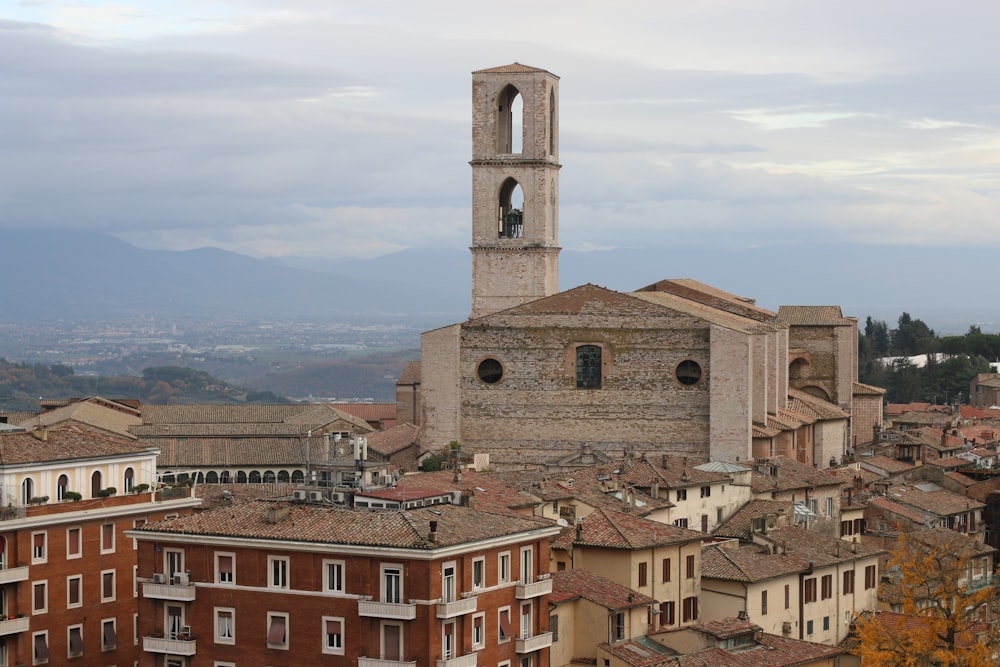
[477,359,504,384]
[576,345,602,389]
[497,177,524,238]
[676,360,703,386]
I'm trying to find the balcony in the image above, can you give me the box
[0,616,29,636]
[964,573,993,591]
[358,599,417,620]
[515,575,553,599]
[358,658,417,667]
[516,632,553,653]
[142,576,196,601]
[143,634,197,656]
[436,652,478,667]
[437,595,477,619]
[0,566,29,585]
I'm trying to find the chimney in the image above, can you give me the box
[650,482,659,499]
[454,471,462,483]
[662,454,669,468]
[429,520,438,542]
[576,521,583,540]
[32,429,48,442]
[461,489,476,509]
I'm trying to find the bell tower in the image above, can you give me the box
[470,64,561,319]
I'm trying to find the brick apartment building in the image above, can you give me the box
[0,424,199,666]
[131,494,561,667]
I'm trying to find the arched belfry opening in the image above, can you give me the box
[496,84,523,154]
[549,88,556,157]
[498,178,524,238]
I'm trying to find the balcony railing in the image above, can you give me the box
[436,595,477,619]
[964,573,993,591]
[436,652,478,667]
[0,616,30,636]
[142,578,196,601]
[358,599,417,620]
[515,575,553,599]
[143,634,197,655]
[516,632,553,653]
[358,658,417,667]
[0,566,30,585]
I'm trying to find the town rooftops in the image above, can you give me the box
[713,499,794,542]
[748,457,842,494]
[701,543,812,583]
[552,507,706,551]
[134,499,559,551]
[0,426,155,466]
[550,568,656,610]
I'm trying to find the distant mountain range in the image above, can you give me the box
[1,230,996,333]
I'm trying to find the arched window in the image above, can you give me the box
[21,478,33,506]
[220,471,231,484]
[236,471,247,484]
[196,472,204,484]
[576,345,602,389]
[123,467,135,493]
[497,178,524,239]
[496,84,524,154]
[291,470,305,483]
[263,471,276,483]
[91,471,103,498]
[57,474,69,501]
[248,471,262,483]
[277,471,290,483]
[206,471,219,484]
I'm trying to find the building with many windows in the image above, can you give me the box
[0,425,199,666]
[131,495,561,667]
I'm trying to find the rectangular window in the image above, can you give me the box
[472,612,485,649]
[611,612,625,641]
[843,570,855,594]
[638,562,648,587]
[662,557,671,582]
[216,552,235,585]
[785,584,790,609]
[383,565,403,603]
[840,520,851,537]
[865,565,876,590]
[550,614,559,642]
[807,619,814,635]
[68,624,84,658]
[823,616,830,631]
[804,577,817,603]
[67,575,82,608]
[472,557,485,590]
[215,608,235,644]
[443,562,458,602]
[674,518,688,528]
[101,523,115,553]
[686,554,695,579]
[267,612,288,649]
[520,546,534,585]
[676,489,687,501]
[498,608,513,642]
[66,527,82,559]
[682,596,698,622]
[821,574,832,600]
[659,600,675,626]
[761,590,768,615]
[165,548,184,580]
[700,486,711,498]
[33,581,47,614]
[102,570,116,602]
[575,345,602,389]
[322,616,344,654]
[32,531,47,563]
[499,552,511,584]
[269,556,289,590]
[324,559,344,593]
[826,497,834,517]
[33,631,49,665]
[101,619,117,651]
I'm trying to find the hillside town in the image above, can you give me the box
[2,63,1000,667]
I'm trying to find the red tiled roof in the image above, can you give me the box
[553,508,705,551]
[0,426,153,464]
[551,569,656,610]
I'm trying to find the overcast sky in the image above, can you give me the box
[2,1,999,260]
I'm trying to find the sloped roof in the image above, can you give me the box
[701,543,811,582]
[551,568,656,610]
[155,437,320,467]
[552,508,705,551]
[366,423,420,457]
[17,397,141,438]
[473,63,556,75]
[633,279,778,322]
[397,361,421,385]
[787,388,849,421]
[713,499,794,541]
[395,469,538,516]
[749,458,842,494]
[776,305,852,326]
[141,404,307,424]
[0,426,154,465]
[853,381,886,396]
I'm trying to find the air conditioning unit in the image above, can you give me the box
[330,491,347,504]
[293,489,308,501]
[309,490,326,502]
[172,572,190,586]
[152,573,166,584]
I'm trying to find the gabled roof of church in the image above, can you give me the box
[635,278,778,322]
[777,305,853,326]
[473,63,557,76]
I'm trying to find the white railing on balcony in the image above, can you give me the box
[358,599,418,620]
[143,635,197,655]
[515,575,553,599]
[436,652,478,667]
[436,595,477,619]
[0,616,30,636]
[358,658,417,667]
[142,580,196,601]
[516,631,553,653]
[0,566,29,585]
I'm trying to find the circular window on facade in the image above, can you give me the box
[675,360,702,386]
[477,358,504,384]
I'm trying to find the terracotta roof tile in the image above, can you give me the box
[0,426,153,465]
[776,305,851,325]
[554,508,705,551]
[366,423,420,456]
[473,63,556,75]
[551,569,656,609]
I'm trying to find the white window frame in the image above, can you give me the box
[32,580,48,615]
[32,630,49,665]
[165,548,185,580]
[215,607,235,645]
[31,530,47,564]
[100,522,116,554]
[382,563,403,603]
[520,601,532,639]
[66,574,83,609]
[101,568,116,603]
[520,546,533,584]
[323,558,345,594]
[442,561,457,602]
[471,611,486,649]
[66,526,82,560]
[101,617,117,652]
[267,611,290,650]
[321,615,345,655]
[499,552,511,584]
[67,623,84,658]
[498,605,512,643]
[442,619,457,660]
[215,551,236,585]
[268,555,290,590]
[472,557,485,590]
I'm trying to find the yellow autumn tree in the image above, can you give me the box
[853,527,998,666]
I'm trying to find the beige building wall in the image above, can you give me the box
[710,326,754,461]
[419,324,462,452]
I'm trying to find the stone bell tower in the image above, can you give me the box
[470,64,561,319]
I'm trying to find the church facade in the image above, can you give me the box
[408,64,867,470]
